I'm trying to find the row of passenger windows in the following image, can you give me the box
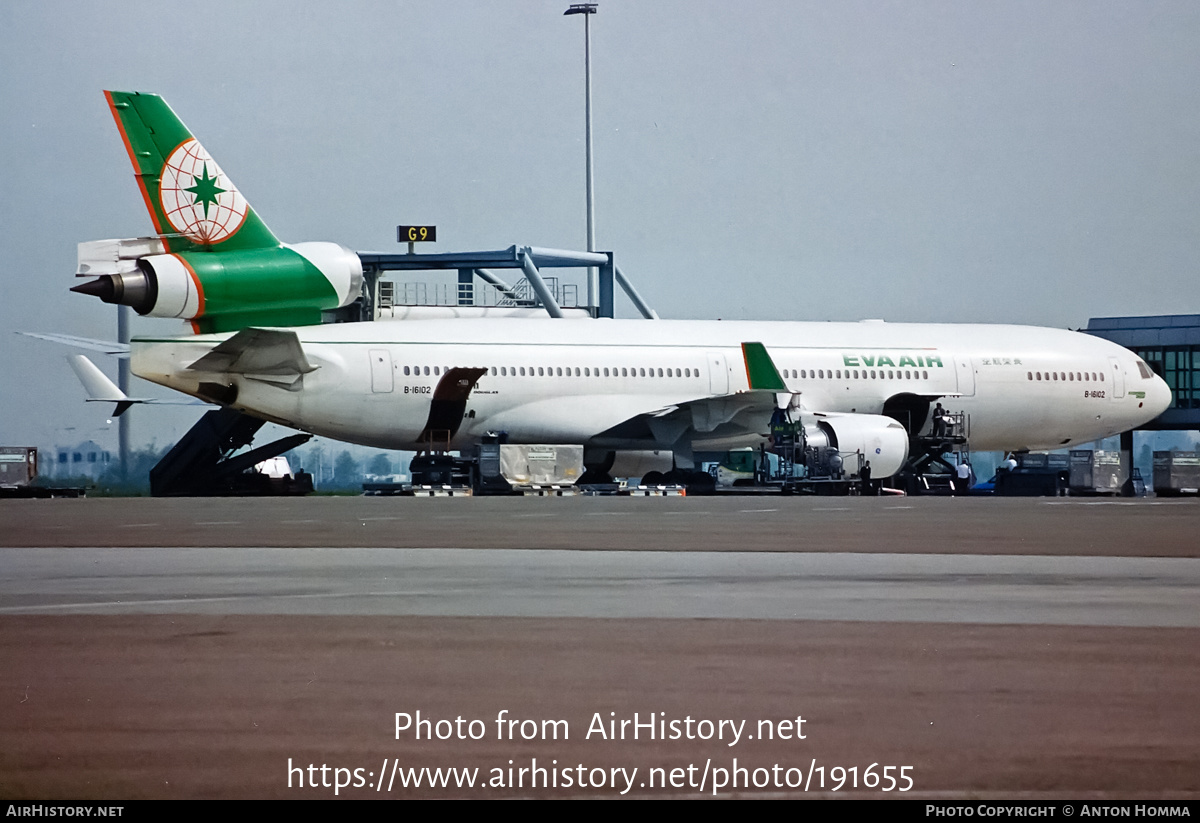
[783,368,930,381]
[1027,371,1104,382]
[402,365,700,378]
[399,365,931,381]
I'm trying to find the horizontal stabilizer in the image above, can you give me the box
[67,354,210,417]
[68,354,127,402]
[187,328,317,387]
[19,331,130,356]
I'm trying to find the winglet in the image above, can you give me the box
[741,342,788,392]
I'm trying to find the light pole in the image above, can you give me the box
[564,3,598,316]
[117,304,130,481]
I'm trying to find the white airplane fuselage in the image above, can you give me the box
[131,317,1172,463]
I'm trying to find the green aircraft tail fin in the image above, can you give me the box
[105,90,279,252]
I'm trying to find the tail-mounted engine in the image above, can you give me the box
[72,92,365,334]
[72,238,362,334]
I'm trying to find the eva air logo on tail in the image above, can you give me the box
[86,91,362,334]
[160,139,248,244]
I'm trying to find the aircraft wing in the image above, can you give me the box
[640,392,781,451]
[591,342,791,457]
[590,342,909,476]
[186,327,318,387]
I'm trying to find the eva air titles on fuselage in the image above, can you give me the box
[70,91,1173,473]
[842,353,945,369]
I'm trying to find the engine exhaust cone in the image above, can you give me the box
[71,276,116,302]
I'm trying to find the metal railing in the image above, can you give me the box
[385,278,580,309]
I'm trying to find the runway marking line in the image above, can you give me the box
[195,521,240,526]
[1042,500,1174,506]
[0,588,473,614]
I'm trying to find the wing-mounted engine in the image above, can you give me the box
[742,341,910,479]
[799,411,911,479]
[767,406,909,480]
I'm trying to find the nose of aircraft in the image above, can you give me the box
[1145,373,1172,420]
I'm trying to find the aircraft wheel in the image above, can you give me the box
[684,470,716,495]
[576,468,613,485]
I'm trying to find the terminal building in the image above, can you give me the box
[1085,314,1200,431]
[52,439,114,480]
[1085,314,1200,495]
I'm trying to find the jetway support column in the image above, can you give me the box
[518,253,565,318]
[474,269,522,303]
[117,305,130,481]
[616,264,659,319]
[1120,429,1135,497]
[598,254,614,318]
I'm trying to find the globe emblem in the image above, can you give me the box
[159,139,248,243]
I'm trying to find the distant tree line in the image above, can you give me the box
[41,443,403,496]
[41,444,170,496]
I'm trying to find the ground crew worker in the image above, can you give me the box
[933,403,947,438]
[955,459,971,495]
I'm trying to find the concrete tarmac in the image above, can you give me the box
[3,495,1199,555]
[1,496,1198,799]
[3,547,1199,626]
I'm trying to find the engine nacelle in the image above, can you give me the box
[801,412,910,478]
[72,242,363,334]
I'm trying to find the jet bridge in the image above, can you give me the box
[353,245,658,321]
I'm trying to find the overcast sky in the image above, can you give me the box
[2,0,1198,451]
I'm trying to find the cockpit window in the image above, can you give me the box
[1136,360,1154,380]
